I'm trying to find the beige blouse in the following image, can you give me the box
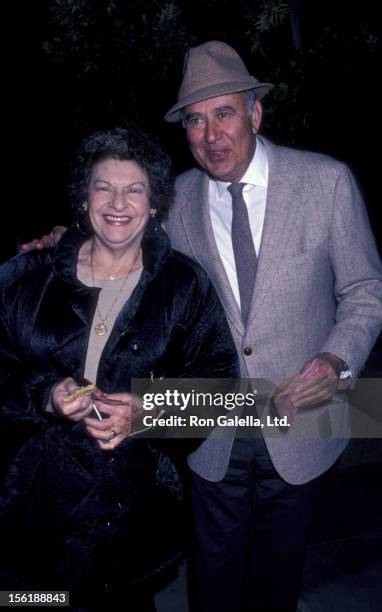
[77,267,143,384]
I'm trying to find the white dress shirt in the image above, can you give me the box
[209,136,269,306]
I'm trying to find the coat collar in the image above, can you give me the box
[50,220,172,354]
[177,170,244,335]
[246,137,302,326]
[52,218,172,288]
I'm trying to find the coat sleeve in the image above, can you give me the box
[0,255,60,429]
[320,164,382,374]
[0,313,58,427]
[0,295,60,484]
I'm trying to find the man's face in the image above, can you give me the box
[184,92,262,183]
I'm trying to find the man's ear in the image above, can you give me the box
[251,99,263,135]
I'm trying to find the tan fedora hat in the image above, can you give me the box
[164,40,273,123]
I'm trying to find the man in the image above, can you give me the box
[22,41,382,612]
[163,41,382,612]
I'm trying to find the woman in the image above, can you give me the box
[0,128,238,610]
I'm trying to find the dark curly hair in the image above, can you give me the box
[69,127,174,225]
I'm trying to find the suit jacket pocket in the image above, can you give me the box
[283,240,328,262]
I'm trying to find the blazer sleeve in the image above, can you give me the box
[320,164,382,374]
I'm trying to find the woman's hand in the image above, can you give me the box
[51,377,95,421]
[83,392,143,450]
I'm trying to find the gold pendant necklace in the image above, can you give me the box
[94,321,108,336]
[90,244,141,336]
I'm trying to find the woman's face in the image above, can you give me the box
[87,158,151,251]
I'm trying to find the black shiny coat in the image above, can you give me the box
[0,221,238,602]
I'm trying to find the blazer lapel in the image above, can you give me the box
[179,172,243,334]
[247,139,302,326]
[177,140,302,334]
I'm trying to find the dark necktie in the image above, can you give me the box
[228,182,257,325]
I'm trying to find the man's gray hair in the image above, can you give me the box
[246,89,257,114]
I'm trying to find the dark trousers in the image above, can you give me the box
[190,437,322,612]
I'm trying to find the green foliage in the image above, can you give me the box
[41,0,190,133]
[254,1,290,32]
[41,0,379,148]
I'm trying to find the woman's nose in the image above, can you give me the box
[111,191,127,210]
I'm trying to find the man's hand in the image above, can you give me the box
[83,392,144,450]
[20,226,67,251]
[51,377,95,421]
[273,353,346,419]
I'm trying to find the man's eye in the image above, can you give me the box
[187,116,204,127]
[217,111,232,120]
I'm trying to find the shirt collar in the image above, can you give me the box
[213,136,268,199]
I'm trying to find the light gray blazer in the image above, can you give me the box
[166,137,382,484]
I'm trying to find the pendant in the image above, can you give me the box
[95,321,107,336]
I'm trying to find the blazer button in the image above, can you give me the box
[243,346,252,356]
[132,343,139,351]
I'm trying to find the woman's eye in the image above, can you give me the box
[128,187,143,194]
[95,185,110,192]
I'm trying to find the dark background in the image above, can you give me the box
[2,2,381,606]
[4,0,381,263]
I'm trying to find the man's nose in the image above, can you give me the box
[205,118,221,143]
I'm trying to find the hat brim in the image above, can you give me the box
[164,81,274,123]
